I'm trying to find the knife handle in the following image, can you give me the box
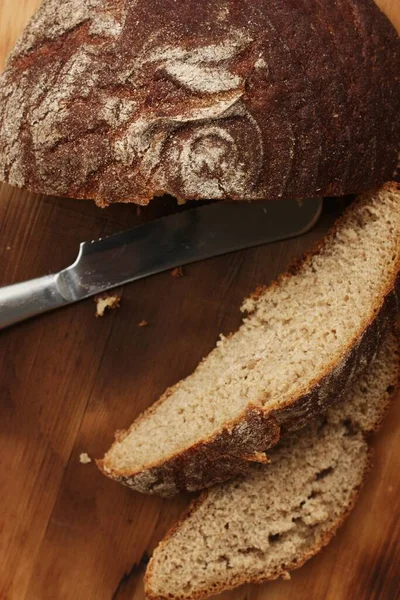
[0,274,67,330]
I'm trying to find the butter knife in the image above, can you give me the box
[0,198,322,330]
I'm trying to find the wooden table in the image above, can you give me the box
[0,2,399,599]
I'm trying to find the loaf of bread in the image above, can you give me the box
[0,0,399,205]
[98,184,400,495]
[145,329,399,600]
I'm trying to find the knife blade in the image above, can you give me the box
[0,197,322,330]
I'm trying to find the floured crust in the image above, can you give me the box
[98,184,400,495]
[0,0,399,205]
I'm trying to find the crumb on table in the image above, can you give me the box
[138,320,149,328]
[171,266,184,278]
[79,453,92,465]
[95,293,121,317]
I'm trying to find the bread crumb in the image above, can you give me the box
[79,453,92,464]
[138,320,149,327]
[95,293,121,317]
[136,206,142,216]
[6,246,11,251]
[281,571,291,581]
[244,451,270,464]
[171,267,184,278]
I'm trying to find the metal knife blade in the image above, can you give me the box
[0,198,322,329]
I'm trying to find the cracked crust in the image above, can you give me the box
[0,0,399,205]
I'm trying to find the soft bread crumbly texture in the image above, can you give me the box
[99,184,400,495]
[145,331,400,600]
[94,293,121,317]
[79,452,92,464]
[0,0,399,205]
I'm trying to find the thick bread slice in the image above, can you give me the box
[0,0,399,205]
[145,330,400,600]
[98,184,400,495]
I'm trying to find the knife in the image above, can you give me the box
[0,198,322,330]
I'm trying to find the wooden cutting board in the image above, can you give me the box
[0,2,399,599]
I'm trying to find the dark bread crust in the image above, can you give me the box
[144,334,400,600]
[98,184,400,495]
[0,0,399,205]
[98,407,281,496]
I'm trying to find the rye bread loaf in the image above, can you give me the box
[0,0,399,206]
[98,184,400,495]
[145,329,400,600]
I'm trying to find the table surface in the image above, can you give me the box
[0,2,399,600]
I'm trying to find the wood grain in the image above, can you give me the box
[0,3,399,600]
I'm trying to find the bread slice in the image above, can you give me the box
[145,329,400,600]
[99,184,400,495]
[0,0,399,205]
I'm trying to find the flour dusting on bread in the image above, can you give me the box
[1,0,398,204]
